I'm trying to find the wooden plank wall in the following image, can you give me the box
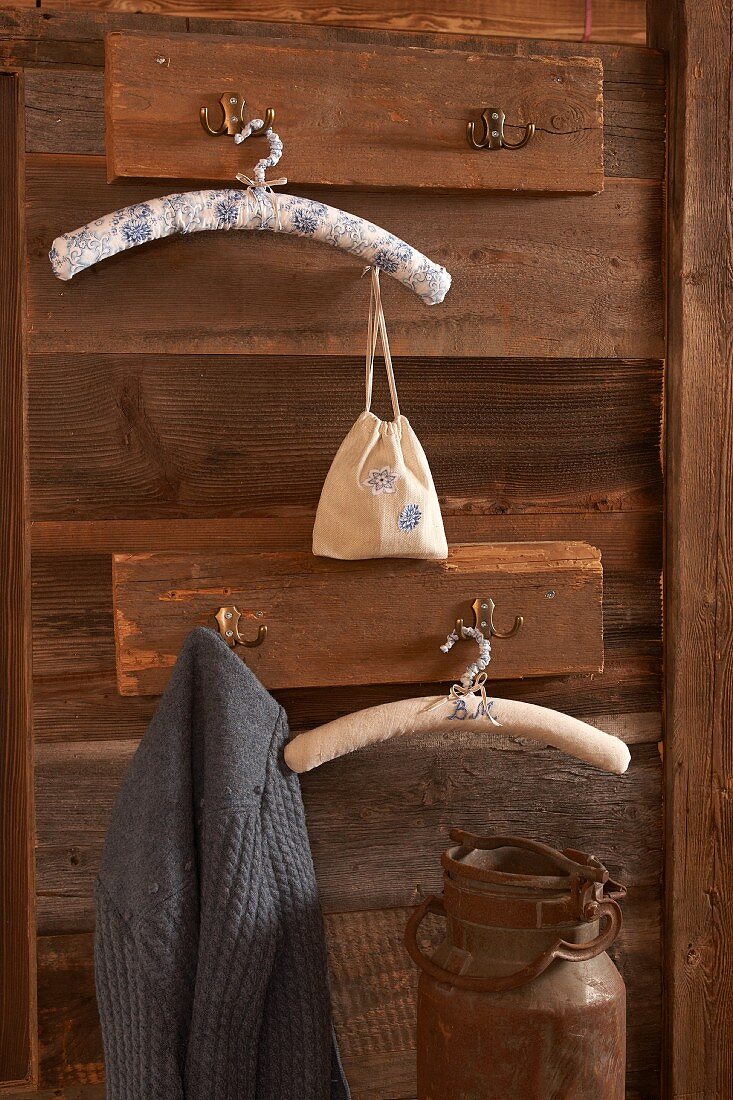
[3,1,648,46]
[2,7,663,1098]
[0,70,36,1092]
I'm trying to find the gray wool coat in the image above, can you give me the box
[95,626,350,1100]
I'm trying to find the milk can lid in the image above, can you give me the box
[442,829,610,891]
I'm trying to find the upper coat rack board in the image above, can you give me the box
[105,31,604,193]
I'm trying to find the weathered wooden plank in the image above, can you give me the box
[0,71,36,1093]
[111,544,604,694]
[27,158,664,359]
[35,708,660,935]
[25,70,105,158]
[647,2,733,1095]
[105,31,604,192]
[0,1087,104,1100]
[27,355,663,519]
[14,1,649,47]
[35,735,661,909]
[29,513,662,741]
[34,888,660,1093]
[29,530,658,723]
[23,62,665,180]
[1,10,657,72]
[30,510,663,557]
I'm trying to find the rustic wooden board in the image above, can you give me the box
[105,30,604,192]
[0,71,36,1093]
[111,542,604,694]
[23,62,665,180]
[33,733,662,905]
[0,11,660,80]
[9,1,649,47]
[648,3,733,1095]
[16,16,666,181]
[29,512,661,743]
[34,884,660,1096]
[26,158,664,359]
[26,355,663,520]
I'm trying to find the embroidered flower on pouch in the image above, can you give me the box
[398,503,422,532]
[364,467,399,495]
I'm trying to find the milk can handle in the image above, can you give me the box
[404,894,623,993]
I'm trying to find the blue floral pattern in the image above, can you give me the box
[290,204,328,235]
[121,218,153,246]
[48,188,451,305]
[398,503,422,531]
[364,467,399,495]
[214,195,242,229]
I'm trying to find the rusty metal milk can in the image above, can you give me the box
[404,830,626,1099]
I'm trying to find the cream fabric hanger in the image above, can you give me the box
[285,625,631,776]
[284,696,630,776]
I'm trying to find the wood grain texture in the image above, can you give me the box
[0,10,660,75]
[105,30,604,192]
[19,1,649,47]
[111,543,604,694]
[26,355,663,519]
[26,157,664,359]
[23,62,665,181]
[34,708,660,936]
[647,1,733,1094]
[34,732,661,910]
[0,72,36,1092]
[5,6,665,1094]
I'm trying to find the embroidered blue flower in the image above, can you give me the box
[374,247,400,274]
[214,196,241,228]
[290,210,323,238]
[364,467,399,495]
[398,503,422,531]
[121,218,153,245]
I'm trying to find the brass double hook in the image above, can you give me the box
[200,92,275,139]
[467,107,535,151]
[215,606,268,650]
[455,597,524,640]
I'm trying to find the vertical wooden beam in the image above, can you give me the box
[0,71,35,1090]
[647,1,733,1094]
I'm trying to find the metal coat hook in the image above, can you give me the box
[215,606,268,650]
[454,597,524,640]
[467,107,535,151]
[200,94,276,140]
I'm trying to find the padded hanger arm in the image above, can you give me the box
[284,695,631,776]
[49,187,452,305]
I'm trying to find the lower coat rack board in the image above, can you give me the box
[112,541,603,695]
